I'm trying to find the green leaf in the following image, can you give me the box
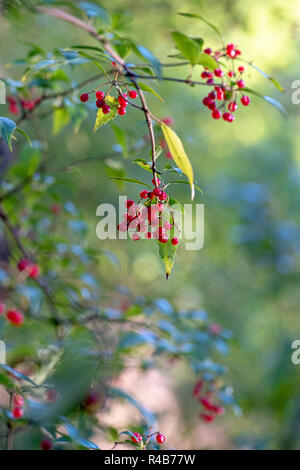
[196,52,218,70]
[243,87,287,116]
[135,82,164,102]
[157,233,178,280]
[0,116,16,151]
[178,12,224,43]
[108,176,152,188]
[94,96,119,131]
[111,122,128,157]
[171,31,200,65]
[0,364,39,387]
[15,128,32,146]
[132,158,152,173]
[53,107,70,135]
[169,197,185,214]
[238,60,285,92]
[161,123,195,200]
[132,44,162,77]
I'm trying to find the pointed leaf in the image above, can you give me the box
[109,176,152,188]
[196,52,218,70]
[135,82,164,102]
[178,12,224,42]
[239,60,285,92]
[243,87,287,116]
[94,96,119,131]
[171,31,200,65]
[0,116,16,151]
[157,235,178,280]
[161,123,195,200]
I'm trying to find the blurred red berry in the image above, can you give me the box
[12,406,24,419]
[228,101,238,112]
[131,432,142,444]
[13,394,24,407]
[41,439,52,450]
[129,90,138,99]
[80,93,89,102]
[95,90,104,99]
[214,68,223,77]
[200,413,215,422]
[204,48,212,55]
[237,79,245,89]
[140,190,148,199]
[50,204,60,215]
[96,98,105,108]
[6,309,24,326]
[162,117,174,126]
[171,237,179,246]
[212,109,221,120]
[118,107,126,115]
[102,104,111,114]
[238,66,245,73]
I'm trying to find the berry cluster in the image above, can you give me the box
[80,88,138,116]
[7,95,41,115]
[193,379,225,423]
[131,430,166,446]
[17,258,40,279]
[0,302,24,326]
[117,178,179,244]
[11,393,25,419]
[201,43,250,122]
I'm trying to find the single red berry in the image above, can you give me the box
[131,233,140,241]
[12,406,24,419]
[216,90,224,100]
[102,104,111,114]
[202,96,211,107]
[158,235,168,243]
[206,78,214,85]
[95,90,104,99]
[156,433,165,444]
[212,109,221,120]
[131,432,142,444]
[228,70,234,78]
[118,95,127,106]
[234,49,241,57]
[208,91,216,100]
[192,380,203,397]
[241,95,250,106]
[9,104,19,114]
[162,117,174,126]
[200,397,215,411]
[201,71,210,79]
[238,66,245,73]
[204,48,212,55]
[80,93,89,102]
[6,309,24,326]
[126,199,135,209]
[140,190,148,199]
[112,61,117,66]
[237,79,245,89]
[212,405,225,415]
[159,192,167,201]
[13,394,24,407]
[214,68,223,77]
[171,237,179,246]
[223,112,235,123]
[0,302,5,314]
[228,101,238,112]
[145,232,152,239]
[96,98,105,108]
[129,90,138,99]
[41,439,52,451]
[28,264,40,279]
[118,107,126,115]
[153,187,162,197]
[17,258,30,272]
[152,177,161,186]
[208,101,216,111]
[200,413,215,422]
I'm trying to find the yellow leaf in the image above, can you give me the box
[161,123,195,200]
[93,96,119,132]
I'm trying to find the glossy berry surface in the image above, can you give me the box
[41,439,52,451]
[80,93,89,102]
[102,104,111,114]
[241,95,250,106]
[129,90,138,99]
[156,433,165,444]
[171,237,179,246]
[131,432,142,444]
[95,90,104,99]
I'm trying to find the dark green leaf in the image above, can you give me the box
[171,31,200,65]
[0,116,16,151]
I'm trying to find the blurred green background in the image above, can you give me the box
[1,0,300,449]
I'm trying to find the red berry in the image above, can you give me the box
[6,309,24,326]
[159,192,167,201]
[13,394,24,407]
[241,95,250,106]
[162,117,174,126]
[216,89,224,100]
[96,98,105,108]
[129,90,138,99]
[208,91,216,100]
[28,264,40,279]
[212,405,225,415]
[171,237,179,246]
[0,302,5,314]
[140,190,148,199]
[95,90,104,99]
[238,66,245,73]
[152,177,161,186]
[131,233,140,241]
[102,104,111,114]
[200,413,215,422]
[156,433,165,444]
[206,78,214,85]
[212,109,221,120]
[202,96,211,107]
[118,107,126,115]
[50,204,60,215]
[12,406,24,419]
[237,79,245,89]
[41,439,52,451]
[204,48,212,55]
[228,70,234,78]
[158,235,168,243]
[201,71,210,79]
[153,187,162,197]
[228,101,238,112]
[126,199,135,209]
[145,232,152,239]
[118,95,127,106]
[223,112,235,123]
[112,61,117,66]
[80,93,89,102]
[200,397,215,411]
[192,380,203,397]
[131,432,142,444]
[214,68,223,77]
[234,49,241,57]
[208,101,216,111]
[17,258,30,272]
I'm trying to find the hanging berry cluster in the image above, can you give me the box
[80,88,138,116]
[201,43,250,122]
[117,178,180,245]
[193,379,225,423]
